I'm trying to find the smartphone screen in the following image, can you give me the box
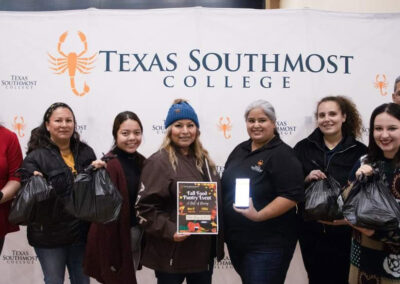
[235,178,250,208]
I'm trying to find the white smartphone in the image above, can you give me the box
[235,178,250,208]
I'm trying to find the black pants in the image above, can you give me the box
[299,220,351,284]
[155,267,213,284]
[0,237,4,255]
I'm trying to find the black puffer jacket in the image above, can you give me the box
[21,142,96,248]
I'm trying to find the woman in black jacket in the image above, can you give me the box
[22,102,103,284]
[294,96,367,284]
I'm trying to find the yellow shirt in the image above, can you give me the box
[61,151,77,174]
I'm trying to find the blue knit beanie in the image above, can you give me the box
[164,101,199,129]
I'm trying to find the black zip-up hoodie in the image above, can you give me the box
[294,128,367,189]
[294,128,367,235]
[21,142,96,248]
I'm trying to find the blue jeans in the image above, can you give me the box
[34,243,89,284]
[227,241,296,284]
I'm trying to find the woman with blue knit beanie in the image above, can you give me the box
[136,99,224,284]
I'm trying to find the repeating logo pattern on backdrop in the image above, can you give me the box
[374,74,388,96]
[152,121,167,135]
[0,75,37,90]
[216,165,225,178]
[12,116,25,137]
[48,31,96,97]
[76,124,88,135]
[2,250,38,265]
[276,120,297,136]
[217,117,232,139]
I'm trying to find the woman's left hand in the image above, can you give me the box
[91,159,107,169]
[344,219,375,237]
[233,198,260,222]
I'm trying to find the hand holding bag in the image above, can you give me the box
[8,175,55,225]
[343,174,400,231]
[304,175,343,221]
[65,166,123,223]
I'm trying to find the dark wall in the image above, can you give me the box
[0,0,265,11]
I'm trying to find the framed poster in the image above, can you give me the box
[177,181,218,234]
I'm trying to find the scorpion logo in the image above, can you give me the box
[217,117,232,139]
[374,74,388,96]
[12,116,25,137]
[48,31,96,97]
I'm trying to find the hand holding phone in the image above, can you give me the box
[235,178,250,208]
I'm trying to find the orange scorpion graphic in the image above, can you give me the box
[12,116,25,137]
[217,117,232,139]
[48,31,96,97]
[374,74,388,96]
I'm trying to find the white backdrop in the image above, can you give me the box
[1,7,400,284]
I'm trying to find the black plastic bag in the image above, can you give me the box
[65,168,122,223]
[304,176,343,221]
[8,175,55,225]
[343,175,400,231]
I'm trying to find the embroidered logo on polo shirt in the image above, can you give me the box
[251,160,264,173]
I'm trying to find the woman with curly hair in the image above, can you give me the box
[294,96,367,284]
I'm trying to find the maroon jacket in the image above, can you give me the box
[84,152,144,284]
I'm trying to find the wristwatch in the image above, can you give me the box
[0,191,3,202]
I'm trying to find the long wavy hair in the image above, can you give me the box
[160,99,216,175]
[316,96,363,139]
[27,102,81,154]
[365,103,400,166]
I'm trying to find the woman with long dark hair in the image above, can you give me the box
[22,102,102,284]
[84,111,145,284]
[294,96,367,284]
[350,103,400,283]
